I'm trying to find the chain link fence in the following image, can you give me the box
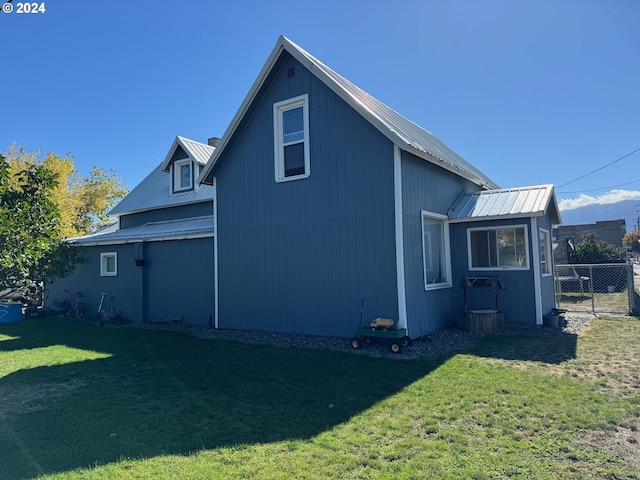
[555,262,638,315]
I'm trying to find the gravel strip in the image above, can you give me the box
[142,312,595,360]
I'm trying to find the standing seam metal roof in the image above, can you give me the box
[69,216,214,246]
[448,184,561,224]
[110,136,215,216]
[199,36,499,190]
[292,42,499,189]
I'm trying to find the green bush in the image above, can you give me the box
[573,232,625,263]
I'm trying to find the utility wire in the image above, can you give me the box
[557,146,640,188]
[557,178,640,194]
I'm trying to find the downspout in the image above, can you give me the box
[531,217,543,325]
[213,177,219,329]
[394,146,408,331]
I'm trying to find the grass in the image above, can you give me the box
[558,291,630,313]
[1,317,639,479]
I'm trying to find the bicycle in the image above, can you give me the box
[97,292,120,324]
[63,290,85,318]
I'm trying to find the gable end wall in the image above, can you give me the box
[215,53,398,337]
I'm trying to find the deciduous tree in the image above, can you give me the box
[0,155,83,289]
[622,231,640,254]
[4,143,128,237]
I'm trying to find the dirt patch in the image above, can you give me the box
[0,380,84,421]
[581,426,640,474]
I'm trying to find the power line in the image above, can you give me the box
[557,146,640,188]
[557,178,640,194]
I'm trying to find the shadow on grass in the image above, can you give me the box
[0,317,577,479]
[0,318,450,479]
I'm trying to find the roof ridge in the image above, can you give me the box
[200,36,499,190]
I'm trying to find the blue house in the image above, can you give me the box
[49,36,561,338]
[197,36,561,338]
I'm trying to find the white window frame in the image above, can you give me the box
[539,228,552,276]
[421,211,452,291]
[273,94,310,182]
[173,159,193,192]
[467,224,530,271]
[100,252,118,277]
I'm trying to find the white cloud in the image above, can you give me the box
[558,189,640,211]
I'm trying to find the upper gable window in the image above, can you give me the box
[273,94,310,182]
[173,159,193,193]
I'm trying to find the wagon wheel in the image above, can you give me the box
[401,336,412,347]
[390,342,403,354]
[350,337,362,349]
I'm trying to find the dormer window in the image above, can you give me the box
[173,159,193,193]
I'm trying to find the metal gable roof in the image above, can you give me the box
[199,36,499,189]
[109,162,214,216]
[110,136,215,216]
[448,185,562,224]
[69,216,214,246]
[161,136,216,172]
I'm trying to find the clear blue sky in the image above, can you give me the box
[1,0,638,212]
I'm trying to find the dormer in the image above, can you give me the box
[161,136,217,195]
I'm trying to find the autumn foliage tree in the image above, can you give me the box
[623,231,640,254]
[4,143,128,238]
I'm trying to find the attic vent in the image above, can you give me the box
[287,67,296,77]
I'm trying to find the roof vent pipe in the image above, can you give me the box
[208,137,220,147]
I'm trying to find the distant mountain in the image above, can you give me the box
[559,199,640,231]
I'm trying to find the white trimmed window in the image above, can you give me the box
[100,252,117,277]
[468,225,529,270]
[173,159,193,192]
[539,228,552,276]
[422,211,452,290]
[273,94,310,182]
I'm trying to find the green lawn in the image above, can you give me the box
[1,317,639,479]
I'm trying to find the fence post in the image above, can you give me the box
[589,264,595,314]
[628,260,635,315]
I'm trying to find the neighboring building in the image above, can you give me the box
[553,219,626,263]
[50,36,562,338]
